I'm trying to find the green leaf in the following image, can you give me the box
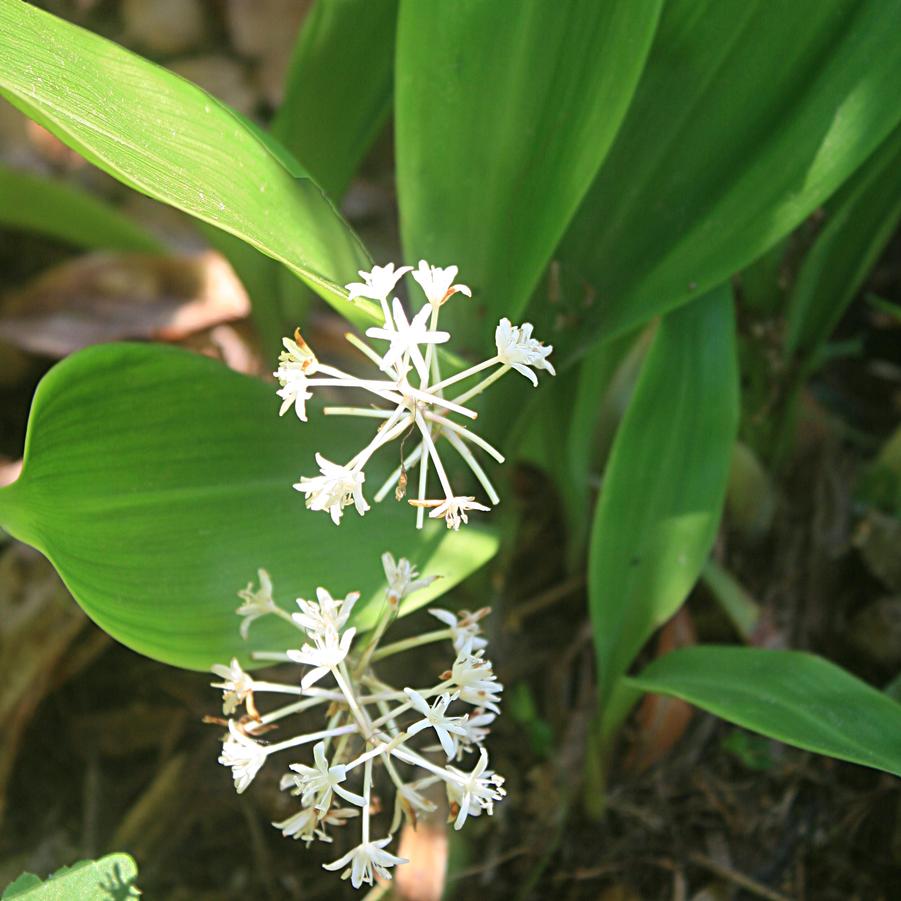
[273,0,397,199]
[786,123,901,357]
[627,646,901,778]
[561,0,901,348]
[0,344,498,671]
[395,0,663,338]
[588,285,739,710]
[0,163,162,253]
[0,1,378,329]
[2,852,140,899]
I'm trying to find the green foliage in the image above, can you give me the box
[0,1,375,328]
[786,123,901,358]
[0,164,162,253]
[2,853,140,899]
[273,0,397,199]
[588,285,739,714]
[0,344,498,671]
[560,0,901,349]
[396,0,663,343]
[628,646,901,778]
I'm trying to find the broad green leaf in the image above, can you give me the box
[628,646,901,778]
[0,344,498,671]
[0,164,162,253]
[0,2,379,330]
[273,0,397,199]
[396,0,663,341]
[560,0,901,349]
[2,853,139,899]
[588,285,739,709]
[786,123,901,356]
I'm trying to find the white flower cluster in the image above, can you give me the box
[274,260,555,529]
[212,554,505,890]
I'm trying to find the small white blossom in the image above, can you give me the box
[292,587,360,640]
[345,263,412,303]
[382,552,437,603]
[273,805,358,845]
[273,335,318,421]
[323,837,407,889]
[366,298,450,380]
[210,658,254,715]
[235,568,277,640]
[495,318,555,386]
[412,259,472,306]
[451,639,503,713]
[429,606,489,653]
[218,720,267,794]
[452,709,496,760]
[287,626,357,688]
[287,741,366,812]
[295,454,369,525]
[404,688,468,760]
[415,496,491,531]
[446,748,506,830]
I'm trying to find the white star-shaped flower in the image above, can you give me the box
[428,606,489,653]
[286,741,367,812]
[218,720,267,794]
[274,335,318,421]
[412,259,472,306]
[365,298,450,380]
[413,496,491,531]
[235,568,277,640]
[382,552,437,603]
[494,318,555,386]
[446,748,506,830]
[403,688,468,760]
[346,263,412,303]
[287,625,357,688]
[323,837,407,889]
[295,454,369,525]
[292,587,360,641]
[273,804,358,845]
[451,638,503,713]
[210,657,254,715]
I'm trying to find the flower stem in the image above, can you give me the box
[451,363,511,406]
[372,628,453,661]
[429,356,500,394]
[264,723,358,755]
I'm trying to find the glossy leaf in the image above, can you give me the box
[786,123,901,356]
[273,0,397,199]
[396,0,663,340]
[2,853,139,899]
[560,0,901,349]
[0,2,379,329]
[588,285,739,709]
[628,646,901,777]
[0,345,498,671]
[0,164,162,253]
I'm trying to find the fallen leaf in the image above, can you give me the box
[0,250,250,357]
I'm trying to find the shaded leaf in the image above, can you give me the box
[588,285,739,709]
[0,163,162,253]
[560,0,901,350]
[628,646,901,777]
[396,0,662,341]
[0,344,498,670]
[786,123,901,356]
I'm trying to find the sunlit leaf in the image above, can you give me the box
[0,345,498,671]
[0,2,378,329]
[628,646,901,777]
[396,0,663,344]
[2,852,140,899]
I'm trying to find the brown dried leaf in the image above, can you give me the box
[395,822,447,901]
[625,607,697,774]
[0,250,250,357]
